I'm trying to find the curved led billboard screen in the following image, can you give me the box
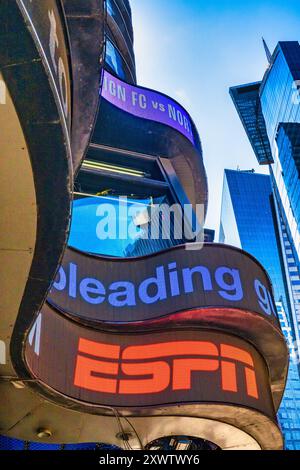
[101,70,195,145]
[25,303,275,417]
[95,70,208,211]
[48,244,280,325]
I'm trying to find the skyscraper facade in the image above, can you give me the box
[220,169,300,450]
[230,41,300,449]
[230,42,300,356]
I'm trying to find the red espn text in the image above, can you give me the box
[74,339,259,399]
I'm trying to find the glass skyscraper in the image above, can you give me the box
[220,169,300,450]
[260,42,300,263]
[229,40,300,449]
[230,42,300,347]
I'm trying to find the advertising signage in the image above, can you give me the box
[48,244,280,326]
[101,70,195,145]
[25,303,275,418]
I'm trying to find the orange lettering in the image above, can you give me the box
[173,358,219,390]
[74,355,119,393]
[119,361,170,394]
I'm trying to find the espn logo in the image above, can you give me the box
[74,339,259,398]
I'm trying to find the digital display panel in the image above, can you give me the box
[25,303,276,418]
[101,70,195,144]
[48,244,280,325]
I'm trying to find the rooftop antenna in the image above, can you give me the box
[262,37,272,64]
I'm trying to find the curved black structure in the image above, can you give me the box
[0,0,288,451]
[62,0,106,170]
[0,0,73,393]
[0,0,105,450]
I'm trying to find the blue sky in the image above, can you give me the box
[130,0,300,235]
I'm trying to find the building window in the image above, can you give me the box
[105,38,126,80]
[70,157,188,257]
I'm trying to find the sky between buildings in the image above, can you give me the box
[130,0,300,236]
